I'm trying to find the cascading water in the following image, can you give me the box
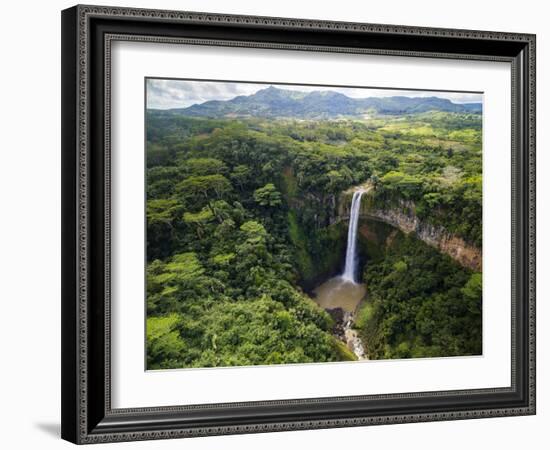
[312,187,369,360]
[341,190,365,283]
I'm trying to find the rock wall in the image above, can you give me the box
[339,194,482,271]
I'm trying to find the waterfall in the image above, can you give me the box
[341,190,365,283]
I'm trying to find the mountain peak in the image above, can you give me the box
[255,85,279,93]
[170,87,481,118]
[254,85,285,96]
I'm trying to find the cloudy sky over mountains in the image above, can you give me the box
[146,78,483,110]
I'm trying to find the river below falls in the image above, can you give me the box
[312,276,367,360]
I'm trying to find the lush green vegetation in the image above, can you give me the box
[356,233,482,359]
[145,101,482,369]
[369,112,482,246]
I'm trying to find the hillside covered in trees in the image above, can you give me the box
[145,84,483,369]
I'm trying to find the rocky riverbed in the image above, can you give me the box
[326,307,366,360]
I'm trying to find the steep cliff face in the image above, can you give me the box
[281,167,348,288]
[339,194,482,271]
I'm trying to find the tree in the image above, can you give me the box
[147,199,182,260]
[183,207,214,238]
[253,183,282,208]
[147,142,174,167]
[240,220,268,244]
[230,164,252,190]
[462,272,482,314]
[182,157,228,176]
[208,200,234,223]
[146,314,185,369]
[177,174,232,206]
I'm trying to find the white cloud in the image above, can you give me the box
[146,78,482,109]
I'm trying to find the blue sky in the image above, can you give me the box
[146,78,483,110]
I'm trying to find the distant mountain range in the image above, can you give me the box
[153,86,482,118]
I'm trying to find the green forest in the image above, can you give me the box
[145,86,482,369]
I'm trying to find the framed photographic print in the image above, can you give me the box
[61,5,536,444]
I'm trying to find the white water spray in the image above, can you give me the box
[341,190,365,283]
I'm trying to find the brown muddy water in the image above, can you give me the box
[313,276,366,313]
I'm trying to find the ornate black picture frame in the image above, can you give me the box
[61,4,536,444]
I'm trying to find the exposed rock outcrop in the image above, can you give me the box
[339,193,481,271]
[326,307,366,360]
